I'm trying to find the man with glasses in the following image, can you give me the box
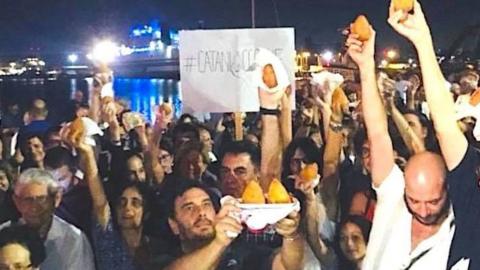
[1,168,94,270]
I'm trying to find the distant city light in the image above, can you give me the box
[166,45,173,58]
[149,41,156,51]
[68,54,78,64]
[321,50,334,62]
[132,29,142,36]
[380,59,388,67]
[91,40,120,63]
[119,45,134,56]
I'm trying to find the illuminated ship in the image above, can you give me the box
[111,20,180,78]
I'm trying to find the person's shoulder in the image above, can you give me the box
[52,215,85,238]
[449,145,480,175]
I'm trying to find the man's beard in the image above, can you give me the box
[404,194,450,226]
[179,218,215,252]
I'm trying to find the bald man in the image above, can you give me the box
[345,25,455,270]
[403,153,450,227]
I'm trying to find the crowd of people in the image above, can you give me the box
[0,0,479,269]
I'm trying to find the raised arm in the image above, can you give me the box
[388,0,467,169]
[347,28,394,187]
[75,140,110,229]
[296,179,336,267]
[390,104,426,154]
[259,88,285,190]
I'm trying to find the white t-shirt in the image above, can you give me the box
[362,165,455,270]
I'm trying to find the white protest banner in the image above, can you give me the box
[179,28,295,113]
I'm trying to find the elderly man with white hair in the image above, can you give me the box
[1,168,95,270]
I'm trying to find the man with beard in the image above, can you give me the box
[159,182,304,270]
[345,11,454,269]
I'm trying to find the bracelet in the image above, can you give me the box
[284,232,301,242]
[260,107,280,116]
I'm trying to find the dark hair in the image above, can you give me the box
[220,140,261,168]
[159,137,175,155]
[195,124,212,135]
[402,109,440,153]
[0,161,14,187]
[353,129,368,158]
[178,113,198,124]
[0,225,46,267]
[113,181,153,224]
[172,123,200,146]
[165,180,211,218]
[336,215,372,270]
[340,215,372,242]
[174,140,208,172]
[19,133,45,157]
[44,146,76,172]
[125,151,144,163]
[282,137,323,179]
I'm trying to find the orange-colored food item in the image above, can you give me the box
[351,15,372,42]
[332,87,350,115]
[393,0,414,12]
[267,179,291,204]
[300,163,318,182]
[159,103,173,115]
[68,117,85,144]
[242,180,266,204]
[469,89,480,106]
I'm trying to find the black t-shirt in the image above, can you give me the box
[157,238,275,270]
[447,146,480,270]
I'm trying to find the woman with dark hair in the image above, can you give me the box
[0,161,18,224]
[402,109,439,153]
[337,215,372,270]
[0,225,46,270]
[282,138,337,269]
[74,141,164,270]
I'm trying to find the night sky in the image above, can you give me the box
[0,0,478,57]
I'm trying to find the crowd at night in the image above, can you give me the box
[0,0,479,269]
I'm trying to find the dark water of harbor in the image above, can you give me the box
[0,77,182,124]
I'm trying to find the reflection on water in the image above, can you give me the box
[0,77,182,124]
[113,78,182,122]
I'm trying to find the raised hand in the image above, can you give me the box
[213,202,243,246]
[346,27,376,69]
[275,210,301,239]
[387,0,431,46]
[258,86,288,110]
[294,176,319,201]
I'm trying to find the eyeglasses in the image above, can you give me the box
[0,263,33,270]
[14,194,51,206]
[158,154,171,161]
